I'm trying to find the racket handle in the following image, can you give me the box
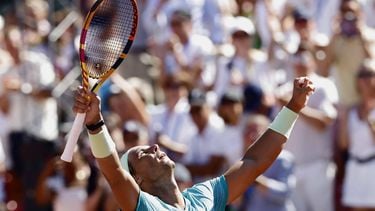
[61,113,86,162]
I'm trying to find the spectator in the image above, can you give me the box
[36,155,89,211]
[320,0,372,107]
[182,89,226,183]
[338,62,375,210]
[277,48,338,211]
[160,10,216,90]
[285,0,340,38]
[214,16,257,97]
[147,74,195,159]
[217,90,245,167]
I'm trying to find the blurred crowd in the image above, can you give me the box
[0,0,375,210]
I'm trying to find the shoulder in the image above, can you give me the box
[183,176,228,209]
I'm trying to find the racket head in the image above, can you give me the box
[79,0,138,91]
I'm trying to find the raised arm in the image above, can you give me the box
[224,77,315,203]
[73,88,139,211]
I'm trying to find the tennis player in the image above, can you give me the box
[73,77,315,211]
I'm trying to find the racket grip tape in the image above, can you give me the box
[61,113,86,162]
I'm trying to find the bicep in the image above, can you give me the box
[97,154,140,211]
[224,160,259,203]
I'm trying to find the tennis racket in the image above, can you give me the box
[61,0,138,162]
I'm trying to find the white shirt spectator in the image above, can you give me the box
[287,0,340,37]
[164,34,216,88]
[53,186,87,211]
[215,50,283,98]
[8,51,58,141]
[148,98,196,145]
[342,107,375,207]
[143,0,205,44]
[219,125,243,167]
[182,113,225,165]
[281,73,338,165]
[277,73,338,211]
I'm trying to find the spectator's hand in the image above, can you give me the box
[286,77,315,113]
[73,87,102,126]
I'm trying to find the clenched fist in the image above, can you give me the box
[286,77,315,113]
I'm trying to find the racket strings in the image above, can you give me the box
[85,0,135,79]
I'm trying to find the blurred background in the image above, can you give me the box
[0,0,375,210]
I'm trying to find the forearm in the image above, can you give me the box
[242,130,286,177]
[225,106,298,202]
[88,127,139,211]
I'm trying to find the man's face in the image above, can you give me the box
[231,31,252,50]
[294,19,311,40]
[163,82,186,108]
[218,102,243,125]
[170,17,191,39]
[128,145,175,182]
[189,105,209,130]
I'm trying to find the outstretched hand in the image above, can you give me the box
[72,87,102,126]
[286,77,315,113]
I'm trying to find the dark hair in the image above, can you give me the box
[171,10,192,22]
[128,162,136,177]
[357,61,375,78]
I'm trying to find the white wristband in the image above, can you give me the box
[269,106,299,139]
[88,127,116,158]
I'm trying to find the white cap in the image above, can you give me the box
[229,16,255,36]
[120,151,130,172]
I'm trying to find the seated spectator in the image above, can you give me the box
[217,90,245,167]
[182,89,227,183]
[147,74,195,159]
[160,9,216,90]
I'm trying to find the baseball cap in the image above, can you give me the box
[293,10,310,22]
[229,16,255,36]
[220,90,243,105]
[188,89,207,106]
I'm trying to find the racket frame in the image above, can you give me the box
[61,0,138,162]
